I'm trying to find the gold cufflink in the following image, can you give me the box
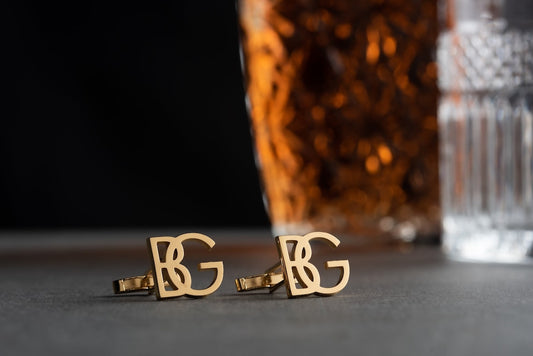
[235,232,350,297]
[113,233,224,299]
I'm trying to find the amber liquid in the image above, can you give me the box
[239,0,440,243]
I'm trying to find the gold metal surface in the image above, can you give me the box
[277,232,350,297]
[112,233,223,299]
[113,271,154,294]
[235,262,284,292]
[147,233,224,299]
[235,232,350,297]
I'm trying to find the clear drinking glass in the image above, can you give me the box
[238,0,440,245]
[438,0,533,262]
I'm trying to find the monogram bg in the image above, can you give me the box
[147,233,224,299]
[236,232,350,297]
[276,232,350,297]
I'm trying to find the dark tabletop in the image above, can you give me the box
[1,229,532,356]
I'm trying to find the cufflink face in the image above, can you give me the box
[147,233,224,299]
[276,232,350,297]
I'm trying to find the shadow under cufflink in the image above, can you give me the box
[112,233,224,300]
[235,232,350,298]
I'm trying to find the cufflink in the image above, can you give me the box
[113,233,224,299]
[235,232,350,297]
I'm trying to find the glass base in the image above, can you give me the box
[271,215,440,247]
[271,222,314,238]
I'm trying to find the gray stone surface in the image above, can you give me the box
[1,230,533,355]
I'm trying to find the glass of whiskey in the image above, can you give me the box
[238,0,440,245]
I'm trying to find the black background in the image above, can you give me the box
[2,1,270,228]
